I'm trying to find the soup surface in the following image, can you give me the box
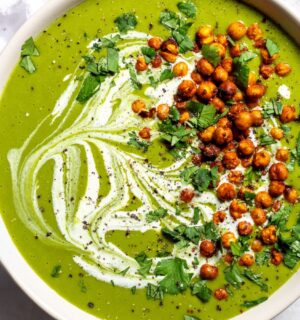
[0,0,300,319]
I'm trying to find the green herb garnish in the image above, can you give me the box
[114,13,137,33]
[20,37,40,74]
[266,39,279,57]
[177,1,197,18]
[201,44,221,67]
[135,252,153,277]
[127,131,150,152]
[146,207,168,223]
[51,265,62,278]
[241,297,268,308]
[191,281,212,302]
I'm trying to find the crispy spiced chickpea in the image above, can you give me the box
[216,34,228,47]
[238,221,253,236]
[211,42,226,58]
[228,103,246,120]
[271,249,283,266]
[219,80,238,100]
[214,288,228,301]
[148,37,163,50]
[197,81,217,101]
[261,47,279,65]
[229,44,244,58]
[250,111,263,128]
[228,171,244,184]
[213,211,227,224]
[200,240,216,258]
[269,163,289,181]
[157,104,170,120]
[261,225,278,245]
[161,38,179,55]
[197,25,214,45]
[135,56,148,71]
[211,97,226,113]
[233,91,244,102]
[229,199,247,220]
[275,62,291,77]
[173,61,188,77]
[239,253,255,267]
[280,105,296,124]
[221,232,237,249]
[217,117,232,128]
[248,71,257,86]
[221,58,233,73]
[180,188,195,203]
[200,263,219,280]
[227,21,247,40]
[255,191,273,208]
[234,111,253,131]
[191,70,203,84]
[270,127,284,141]
[284,187,298,204]
[199,126,216,143]
[217,183,236,201]
[247,23,263,41]
[223,252,234,264]
[179,111,190,124]
[131,99,146,113]
[238,186,253,200]
[276,148,289,162]
[251,239,263,252]
[251,208,267,226]
[139,127,151,140]
[260,64,274,79]
[213,66,228,83]
[269,181,285,198]
[238,139,255,157]
[213,127,233,145]
[151,54,162,68]
[192,154,203,166]
[197,58,215,76]
[202,144,221,160]
[160,51,177,63]
[223,151,240,170]
[246,84,266,100]
[253,150,271,169]
[241,157,253,168]
[177,80,197,99]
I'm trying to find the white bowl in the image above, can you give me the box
[0,1,299,319]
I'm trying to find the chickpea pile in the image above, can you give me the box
[130,19,299,288]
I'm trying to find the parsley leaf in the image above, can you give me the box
[224,264,244,288]
[201,44,221,67]
[146,283,164,301]
[241,297,268,308]
[233,58,250,88]
[173,30,194,53]
[155,258,191,294]
[160,68,175,81]
[256,248,271,266]
[262,99,283,118]
[141,46,156,63]
[114,13,137,33]
[146,208,168,223]
[266,39,279,57]
[135,252,152,277]
[269,204,292,231]
[76,75,100,103]
[128,64,142,90]
[159,10,180,30]
[243,269,268,292]
[193,207,200,224]
[259,134,276,146]
[127,131,150,152]
[20,56,36,74]
[107,48,119,73]
[92,34,121,51]
[177,1,197,18]
[238,51,257,63]
[21,37,39,57]
[191,281,212,302]
[51,265,62,278]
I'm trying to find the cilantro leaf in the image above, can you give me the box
[269,204,292,231]
[51,265,62,278]
[243,269,268,292]
[141,46,156,63]
[173,30,194,53]
[238,51,257,63]
[199,221,220,242]
[76,75,100,103]
[259,134,276,146]
[256,248,271,266]
[160,68,175,81]
[262,99,283,118]
[127,131,150,152]
[146,283,164,301]
[201,44,221,67]
[266,39,279,57]
[135,252,152,277]
[184,316,201,320]
[114,13,137,33]
[20,56,36,74]
[107,48,119,73]
[177,1,197,18]
[155,258,191,294]
[159,10,180,30]
[241,297,268,308]
[92,34,121,51]
[128,64,142,90]
[21,37,39,57]
[191,281,212,302]
[233,58,250,88]
[193,207,200,224]
[224,264,244,288]
[188,102,220,130]
[146,208,168,223]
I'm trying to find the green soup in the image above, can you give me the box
[1,0,300,319]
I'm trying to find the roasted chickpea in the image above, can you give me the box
[280,105,296,124]
[217,117,232,128]
[269,181,285,198]
[284,187,298,204]
[213,211,226,224]
[260,64,274,79]
[248,71,257,86]
[261,225,278,245]
[197,81,217,101]
[211,97,226,113]
[228,103,246,120]
[160,51,177,63]
[261,47,279,65]
[238,186,253,200]
[255,191,273,208]
[191,70,203,84]
[276,148,289,162]
[139,127,151,140]
[275,62,291,77]
[202,144,221,160]
[192,154,203,166]
[229,44,244,58]
[238,221,253,236]
[239,253,255,267]
[199,126,216,143]
[179,111,190,124]
[216,34,228,46]
[211,42,226,58]
[157,104,170,120]
[217,183,236,201]
[251,239,263,252]
[254,38,266,48]
[213,66,228,83]
[214,288,228,300]
[234,111,253,131]
[247,111,260,125]
[241,157,253,168]
[197,25,214,45]
[247,23,263,41]
[132,100,146,113]
[238,139,255,157]
[233,91,244,103]
[178,80,197,99]
[135,56,148,72]
[200,240,216,258]
[269,163,288,181]
[228,171,244,184]
[200,263,219,280]
[270,127,284,140]
[148,37,163,50]
[227,21,247,40]
[253,150,271,169]
[223,151,240,170]
[197,58,215,76]
[221,58,233,73]
[219,80,238,100]
[271,249,283,266]
[229,199,247,220]
[221,231,237,249]
[180,188,195,203]
[151,54,162,68]
[272,200,282,212]
[213,127,233,145]
[223,252,234,264]
[173,61,188,77]
[251,208,267,226]
[161,38,179,55]
[246,84,266,100]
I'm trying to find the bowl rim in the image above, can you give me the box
[0,0,300,320]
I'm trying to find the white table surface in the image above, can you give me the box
[0,0,300,319]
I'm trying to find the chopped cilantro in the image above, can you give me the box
[201,44,221,67]
[177,1,197,18]
[131,286,137,294]
[191,281,212,302]
[20,56,36,74]
[199,221,220,242]
[259,134,276,146]
[159,10,180,30]
[224,264,244,288]
[243,269,268,292]
[262,99,283,118]
[173,30,194,53]
[107,48,119,73]
[241,297,268,308]
[266,39,279,57]
[269,204,292,231]
[184,316,201,320]
[128,64,142,90]
[127,131,150,152]
[233,58,250,88]
[256,248,271,266]
[119,267,130,276]
[160,68,175,81]
[244,167,261,185]
[146,207,168,223]
[76,75,100,103]
[21,37,40,57]
[141,46,156,63]
[51,265,62,278]
[135,252,153,277]
[148,75,159,88]
[193,207,200,224]
[146,283,164,301]
[93,34,121,51]
[78,279,88,293]
[244,191,256,205]
[238,51,257,63]
[114,13,137,33]
[170,106,181,121]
